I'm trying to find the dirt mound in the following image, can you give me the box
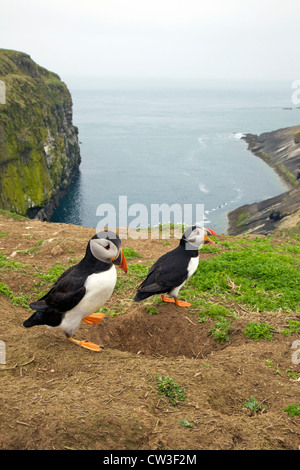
[90,307,230,358]
[0,214,299,450]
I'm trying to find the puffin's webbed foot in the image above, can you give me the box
[161,294,191,307]
[83,312,106,325]
[68,336,103,352]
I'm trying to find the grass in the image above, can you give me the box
[122,247,142,261]
[282,404,300,417]
[188,235,300,312]
[156,375,186,406]
[0,281,30,309]
[209,318,232,343]
[243,322,274,342]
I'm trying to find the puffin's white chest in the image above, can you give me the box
[187,255,199,279]
[59,266,117,336]
[170,255,199,298]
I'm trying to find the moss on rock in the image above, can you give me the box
[0,49,81,218]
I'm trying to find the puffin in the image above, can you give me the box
[23,230,127,351]
[133,225,217,307]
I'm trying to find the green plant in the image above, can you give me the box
[122,248,142,261]
[243,322,273,341]
[286,370,300,380]
[17,239,44,255]
[146,306,159,315]
[179,419,193,428]
[294,130,300,144]
[210,318,231,343]
[280,320,300,336]
[243,395,266,414]
[156,375,186,406]
[0,282,30,309]
[264,359,274,368]
[282,404,300,417]
[36,263,66,284]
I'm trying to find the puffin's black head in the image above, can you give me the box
[89,230,127,272]
[181,225,217,250]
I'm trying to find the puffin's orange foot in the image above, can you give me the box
[161,294,175,303]
[175,299,191,307]
[83,312,106,325]
[161,295,191,307]
[68,337,103,352]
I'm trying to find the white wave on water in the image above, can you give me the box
[198,183,209,193]
[204,187,243,216]
[198,136,207,147]
[233,132,246,139]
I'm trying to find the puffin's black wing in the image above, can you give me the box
[30,264,86,313]
[135,247,189,298]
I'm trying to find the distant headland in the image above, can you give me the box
[228,125,300,235]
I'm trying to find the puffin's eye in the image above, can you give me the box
[104,243,110,250]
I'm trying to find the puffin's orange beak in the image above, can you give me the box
[204,228,217,244]
[205,228,218,236]
[112,250,127,272]
[118,250,127,273]
[204,236,214,245]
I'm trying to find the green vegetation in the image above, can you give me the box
[282,404,300,417]
[35,263,66,284]
[243,395,266,414]
[236,212,250,227]
[156,375,186,406]
[122,248,142,261]
[209,318,232,343]
[146,306,159,315]
[0,49,80,217]
[188,235,300,312]
[178,419,194,428]
[294,130,300,144]
[280,320,300,336]
[243,322,274,342]
[0,281,30,309]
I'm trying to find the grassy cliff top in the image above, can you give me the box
[0,49,71,110]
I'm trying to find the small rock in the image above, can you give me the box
[51,245,63,257]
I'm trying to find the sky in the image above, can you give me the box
[0,0,299,89]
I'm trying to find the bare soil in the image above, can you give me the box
[0,214,299,450]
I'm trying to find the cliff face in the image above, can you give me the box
[228,125,300,235]
[242,125,300,188]
[0,49,81,219]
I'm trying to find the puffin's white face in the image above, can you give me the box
[185,226,205,249]
[184,226,215,250]
[90,238,119,263]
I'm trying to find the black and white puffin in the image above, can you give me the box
[133,225,217,307]
[23,230,127,351]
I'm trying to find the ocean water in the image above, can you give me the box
[51,82,300,234]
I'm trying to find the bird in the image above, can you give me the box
[133,225,217,307]
[23,230,127,351]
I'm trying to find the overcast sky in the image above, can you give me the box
[1,0,299,88]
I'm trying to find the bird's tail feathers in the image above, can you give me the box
[23,311,45,328]
[133,291,153,302]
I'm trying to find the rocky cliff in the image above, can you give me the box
[228,125,300,235]
[0,49,81,219]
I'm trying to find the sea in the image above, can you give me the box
[51,80,300,234]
